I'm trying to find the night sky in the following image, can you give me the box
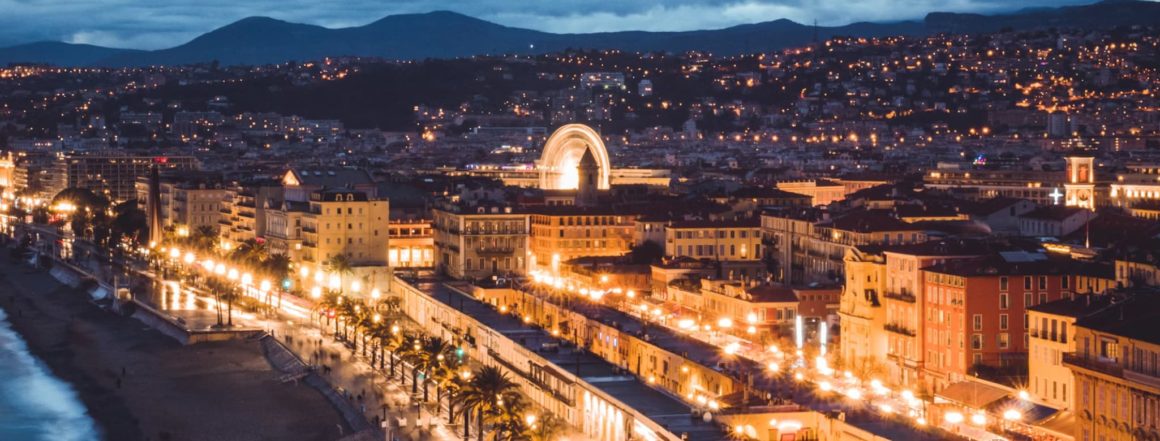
[0,0,1120,49]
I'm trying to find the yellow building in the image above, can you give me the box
[838,246,887,376]
[299,189,390,267]
[699,279,799,333]
[528,206,636,270]
[776,179,847,206]
[665,218,762,261]
[1028,295,1117,412]
[134,173,230,236]
[0,152,14,199]
[1064,294,1160,441]
[388,219,433,268]
[432,203,529,279]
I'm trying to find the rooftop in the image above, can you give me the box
[1074,293,1160,345]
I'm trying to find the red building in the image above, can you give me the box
[921,254,1085,391]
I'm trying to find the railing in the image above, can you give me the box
[884,322,916,337]
[477,246,516,255]
[883,291,916,303]
[1063,352,1123,378]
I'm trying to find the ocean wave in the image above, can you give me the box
[0,309,100,441]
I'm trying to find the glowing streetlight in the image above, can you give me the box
[310,286,322,299]
[1003,409,1022,421]
[370,288,381,299]
[818,381,833,392]
[241,273,253,286]
[259,280,271,292]
[944,412,964,424]
[373,313,382,323]
[723,342,740,355]
[970,412,986,426]
[328,274,340,290]
[351,280,362,293]
[300,267,310,278]
[183,252,195,264]
[717,317,733,328]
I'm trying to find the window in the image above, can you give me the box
[1039,276,1047,290]
[999,333,1010,349]
[1025,292,1033,308]
[1099,338,1119,361]
[1024,276,1032,290]
[971,334,983,350]
[1000,314,1009,330]
[973,314,982,331]
[1061,276,1069,290]
[1000,293,1009,310]
[1000,277,1009,291]
[1039,293,1048,304]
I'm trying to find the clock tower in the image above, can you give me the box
[1064,154,1096,210]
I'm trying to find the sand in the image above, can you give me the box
[0,258,350,441]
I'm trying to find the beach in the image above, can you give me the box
[0,258,350,441]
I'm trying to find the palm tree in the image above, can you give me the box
[397,334,425,391]
[262,253,292,283]
[325,253,353,289]
[188,225,218,252]
[488,393,529,441]
[418,337,453,403]
[523,413,564,441]
[455,366,520,441]
[229,238,268,263]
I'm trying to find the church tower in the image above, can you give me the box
[577,147,599,207]
[1064,154,1096,210]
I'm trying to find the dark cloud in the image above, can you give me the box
[0,0,1108,49]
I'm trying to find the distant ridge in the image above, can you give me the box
[2,1,1159,67]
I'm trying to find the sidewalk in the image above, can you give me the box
[266,318,466,441]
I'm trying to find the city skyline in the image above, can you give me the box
[3,2,1160,441]
[0,0,1112,50]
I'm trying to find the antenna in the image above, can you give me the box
[813,19,819,45]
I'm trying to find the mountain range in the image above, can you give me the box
[2,0,1159,67]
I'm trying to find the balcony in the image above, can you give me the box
[884,322,916,337]
[476,246,516,255]
[883,291,916,303]
[1063,352,1123,378]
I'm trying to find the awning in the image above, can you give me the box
[936,381,1009,408]
[986,396,1059,423]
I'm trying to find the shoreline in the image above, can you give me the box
[0,264,142,441]
[0,257,349,441]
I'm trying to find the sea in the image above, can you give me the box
[0,308,100,441]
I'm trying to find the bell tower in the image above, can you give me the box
[577,147,599,207]
[1064,154,1096,210]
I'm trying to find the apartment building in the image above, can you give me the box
[432,202,529,280]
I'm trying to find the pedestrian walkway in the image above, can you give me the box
[262,317,466,441]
